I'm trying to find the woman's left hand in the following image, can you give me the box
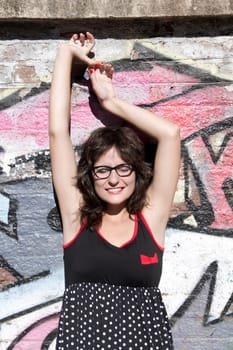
[68,32,96,66]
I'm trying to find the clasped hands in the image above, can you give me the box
[68,32,115,105]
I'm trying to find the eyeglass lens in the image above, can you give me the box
[93,164,133,179]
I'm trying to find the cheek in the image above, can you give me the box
[127,174,136,191]
[93,179,105,195]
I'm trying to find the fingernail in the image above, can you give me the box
[89,68,94,74]
[94,61,104,68]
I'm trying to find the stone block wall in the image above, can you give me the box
[0,16,233,349]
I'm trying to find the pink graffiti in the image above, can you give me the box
[0,65,200,142]
[0,92,50,147]
[1,65,233,149]
[151,85,233,140]
[0,111,13,131]
[187,132,233,229]
[10,314,59,350]
[1,63,232,231]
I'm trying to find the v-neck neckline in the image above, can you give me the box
[96,214,138,249]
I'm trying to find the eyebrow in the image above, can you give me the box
[93,163,128,168]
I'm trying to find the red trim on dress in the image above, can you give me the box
[138,212,165,252]
[96,214,138,249]
[140,252,158,265]
[63,222,87,249]
[121,214,138,248]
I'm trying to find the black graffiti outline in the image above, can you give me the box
[1,43,232,239]
[0,41,232,340]
[0,255,50,292]
[1,41,233,115]
[0,82,49,111]
[41,329,58,350]
[0,149,57,238]
[0,294,62,323]
[169,117,233,236]
[222,177,233,211]
[0,176,61,296]
[5,259,233,350]
[0,190,18,239]
[6,312,60,350]
[170,260,233,327]
[0,255,23,287]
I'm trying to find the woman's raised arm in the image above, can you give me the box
[49,33,95,241]
[90,64,181,246]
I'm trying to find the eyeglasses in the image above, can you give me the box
[93,163,134,179]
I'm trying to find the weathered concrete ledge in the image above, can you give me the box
[0,0,233,19]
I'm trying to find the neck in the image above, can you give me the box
[103,205,129,220]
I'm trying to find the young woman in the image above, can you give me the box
[49,32,180,350]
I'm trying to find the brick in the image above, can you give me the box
[13,64,39,84]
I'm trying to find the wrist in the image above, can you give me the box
[101,97,119,112]
[57,43,74,60]
[59,43,94,66]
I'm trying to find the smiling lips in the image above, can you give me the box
[106,187,124,194]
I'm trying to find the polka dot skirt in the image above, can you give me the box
[56,282,173,350]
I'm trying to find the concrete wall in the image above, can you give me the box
[0,11,233,350]
[0,0,233,18]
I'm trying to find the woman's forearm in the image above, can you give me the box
[49,33,95,137]
[49,45,73,136]
[102,97,180,141]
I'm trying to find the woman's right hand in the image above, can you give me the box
[89,63,116,107]
[67,32,96,66]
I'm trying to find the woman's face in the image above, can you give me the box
[92,146,136,209]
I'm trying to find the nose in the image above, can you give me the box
[108,169,120,184]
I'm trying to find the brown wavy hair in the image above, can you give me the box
[77,127,152,228]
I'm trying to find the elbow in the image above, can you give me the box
[48,129,57,144]
[167,123,180,140]
[48,121,59,136]
[48,120,69,139]
[163,124,181,152]
[49,128,68,141]
[49,130,56,140]
[174,124,181,141]
[172,123,180,135]
[48,124,57,139]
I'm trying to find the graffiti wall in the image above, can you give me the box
[0,23,233,349]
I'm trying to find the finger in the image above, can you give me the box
[91,68,103,82]
[79,33,85,46]
[93,61,104,69]
[99,62,106,74]
[88,67,98,83]
[88,68,95,76]
[86,32,95,48]
[70,33,78,43]
[105,64,114,79]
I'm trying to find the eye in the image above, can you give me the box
[93,166,110,178]
[119,165,130,172]
[96,167,109,174]
[117,164,133,176]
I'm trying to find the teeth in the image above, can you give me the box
[107,188,122,193]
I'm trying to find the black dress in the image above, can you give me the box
[56,212,173,350]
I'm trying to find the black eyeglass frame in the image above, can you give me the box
[92,163,134,179]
